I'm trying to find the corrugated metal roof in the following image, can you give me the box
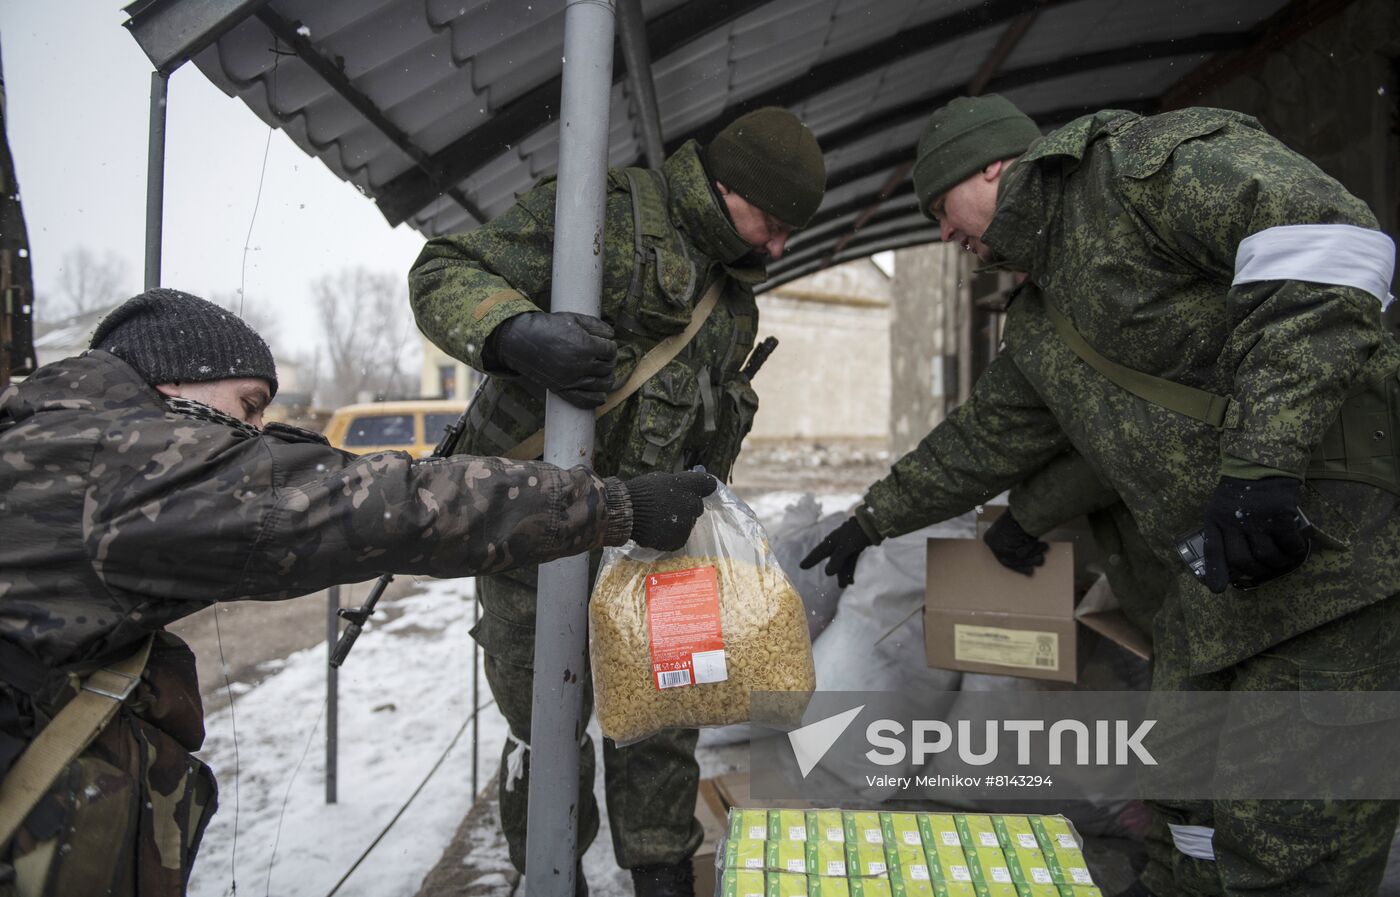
[141,0,1304,288]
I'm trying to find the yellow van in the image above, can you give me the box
[323,399,468,458]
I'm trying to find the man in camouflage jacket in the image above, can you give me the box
[986,447,1169,642]
[0,289,716,897]
[409,108,825,894]
[804,96,1399,896]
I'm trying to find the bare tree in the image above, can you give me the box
[312,268,413,407]
[44,247,130,320]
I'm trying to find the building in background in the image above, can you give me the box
[419,336,481,402]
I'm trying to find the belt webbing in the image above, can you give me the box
[1044,301,1233,428]
[0,635,154,847]
[505,278,724,460]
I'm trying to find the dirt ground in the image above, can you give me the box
[729,437,891,495]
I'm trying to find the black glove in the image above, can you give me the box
[799,517,873,588]
[623,471,718,551]
[1201,475,1311,594]
[983,510,1048,576]
[490,311,618,408]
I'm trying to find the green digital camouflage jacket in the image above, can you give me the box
[1009,450,1169,640]
[409,140,766,482]
[862,109,1400,673]
[0,350,631,895]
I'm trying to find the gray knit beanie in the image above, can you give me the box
[91,288,278,397]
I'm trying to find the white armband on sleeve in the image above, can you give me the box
[1234,224,1395,310]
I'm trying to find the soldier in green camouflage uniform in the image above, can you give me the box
[988,448,1169,641]
[408,108,825,894]
[803,96,1399,896]
[0,289,716,897]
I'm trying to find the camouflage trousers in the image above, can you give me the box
[0,634,217,897]
[475,565,704,873]
[1141,592,1400,897]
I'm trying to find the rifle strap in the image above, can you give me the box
[505,277,723,460]
[0,635,154,847]
[1045,296,1400,494]
[1044,299,1233,428]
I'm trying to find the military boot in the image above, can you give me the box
[630,860,695,897]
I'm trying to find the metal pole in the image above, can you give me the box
[471,581,480,800]
[144,70,168,290]
[326,584,339,804]
[616,0,665,168]
[524,3,616,896]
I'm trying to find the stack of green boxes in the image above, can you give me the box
[717,809,1104,897]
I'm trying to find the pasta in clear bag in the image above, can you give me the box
[590,479,815,745]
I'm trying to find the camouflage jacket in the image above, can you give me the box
[0,351,631,672]
[409,140,766,481]
[1009,450,1168,640]
[863,110,1400,672]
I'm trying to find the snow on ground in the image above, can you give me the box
[189,577,507,897]
[186,491,834,897]
[741,490,861,523]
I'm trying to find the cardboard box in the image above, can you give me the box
[699,773,812,896]
[924,538,1079,683]
[696,779,736,897]
[713,770,809,810]
[926,507,1153,681]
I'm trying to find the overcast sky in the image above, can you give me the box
[1,1,428,359]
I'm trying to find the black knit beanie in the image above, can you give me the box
[705,107,826,229]
[90,288,278,397]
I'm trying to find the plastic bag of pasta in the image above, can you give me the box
[590,477,816,745]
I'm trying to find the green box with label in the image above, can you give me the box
[887,843,931,884]
[809,810,847,844]
[968,845,1017,894]
[768,872,809,897]
[890,868,936,897]
[955,815,1003,854]
[849,879,893,897]
[1040,844,1091,888]
[772,809,810,842]
[808,840,849,878]
[847,840,890,878]
[845,811,885,848]
[1028,816,1078,855]
[882,812,925,850]
[733,809,771,843]
[991,817,1054,888]
[724,869,767,897]
[807,876,851,897]
[916,814,972,885]
[768,840,809,875]
[726,839,768,871]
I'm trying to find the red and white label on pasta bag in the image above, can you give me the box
[645,566,728,690]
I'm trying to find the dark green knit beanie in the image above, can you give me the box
[912,94,1041,219]
[706,107,825,229]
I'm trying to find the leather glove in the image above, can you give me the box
[799,517,874,588]
[1201,475,1311,594]
[623,471,718,551]
[490,311,618,408]
[983,510,1048,576]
